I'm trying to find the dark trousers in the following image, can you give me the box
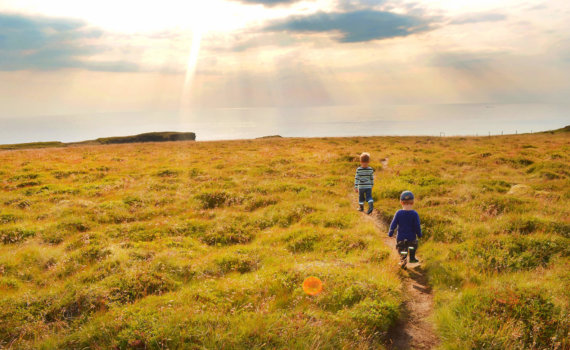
[396,240,418,260]
[358,188,373,206]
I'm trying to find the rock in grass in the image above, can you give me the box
[507,184,533,196]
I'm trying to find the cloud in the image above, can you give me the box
[430,51,496,70]
[0,13,139,72]
[264,9,434,43]
[231,0,304,7]
[339,0,389,11]
[450,12,507,25]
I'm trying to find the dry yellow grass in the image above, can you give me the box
[0,132,568,349]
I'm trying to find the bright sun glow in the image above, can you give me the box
[0,0,282,33]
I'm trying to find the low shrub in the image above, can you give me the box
[58,219,91,233]
[44,287,108,323]
[417,212,453,241]
[350,298,399,332]
[244,197,278,211]
[527,162,568,179]
[284,230,321,253]
[479,197,525,216]
[496,157,534,168]
[200,223,255,246]
[459,236,568,273]
[41,231,65,244]
[106,269,179,304]
[214,252,260,274]
[155,169,180,178]
[0,213,19,224]
[195,191,245,209]
[123,196,145,208]
[549,221,570,238]
[195,191,230,209]
[480,179,511,193]
[0,227,35,244]
[439,284,568,349]
[504,216,547,234]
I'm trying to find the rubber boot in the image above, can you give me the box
[366,202,373,214]
[358,204,364,212]
[400,251,408,269]
[409,246,419,263]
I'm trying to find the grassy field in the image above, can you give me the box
[0,132,568,349]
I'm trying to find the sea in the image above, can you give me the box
[1,103,568,144]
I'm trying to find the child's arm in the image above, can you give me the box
[354,169,359,189]
[415,212,422,239]
[388,212,398,237]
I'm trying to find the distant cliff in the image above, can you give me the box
[0,132,196,150]
[91,132,196,144]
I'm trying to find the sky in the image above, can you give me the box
[0,0,569,142]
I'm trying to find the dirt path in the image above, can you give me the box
[366,213,439,349]
[354,157,438,349]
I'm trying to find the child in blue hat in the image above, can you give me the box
[388,190,422,265]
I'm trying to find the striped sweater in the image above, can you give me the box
[354,166,374,189]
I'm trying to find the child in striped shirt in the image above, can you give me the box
[354,152,374,214]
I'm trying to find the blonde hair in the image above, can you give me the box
[360,152,370,163]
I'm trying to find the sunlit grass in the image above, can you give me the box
[0,132,568,349]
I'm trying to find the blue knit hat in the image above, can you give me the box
[400,191,414,201]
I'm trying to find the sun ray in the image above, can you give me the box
[179,22,203,119]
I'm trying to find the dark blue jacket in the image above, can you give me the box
[388,209,422,241]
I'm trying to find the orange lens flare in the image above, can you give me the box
[302,276,323,296]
